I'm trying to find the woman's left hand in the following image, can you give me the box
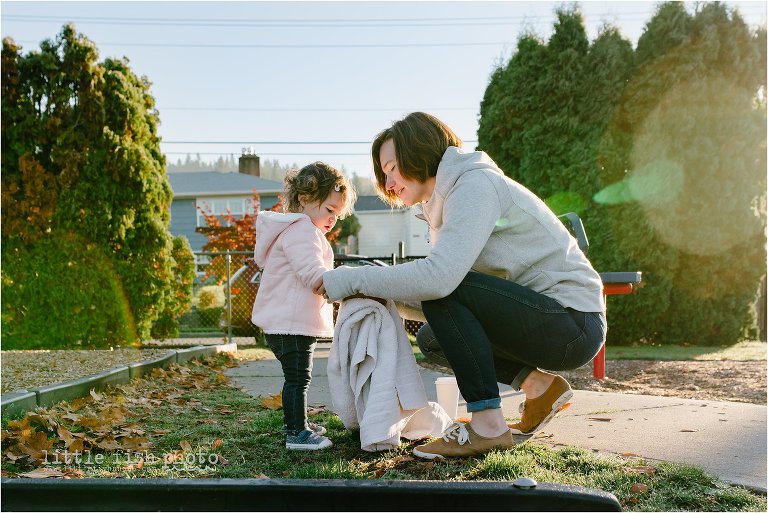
[314,281,332,303]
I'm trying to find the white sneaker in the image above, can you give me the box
[285,429,332,450]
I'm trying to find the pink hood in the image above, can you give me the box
[251,211,334,337]
[253,211,304,268]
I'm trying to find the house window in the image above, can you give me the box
[196,198,256,227]
[194,254,210,277]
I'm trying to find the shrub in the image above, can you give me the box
[1,232,135,349]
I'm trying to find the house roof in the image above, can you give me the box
[167,172,283,198]
[354,195,405,212]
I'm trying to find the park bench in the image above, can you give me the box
[558,212,642,379]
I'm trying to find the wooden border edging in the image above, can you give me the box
[1,345,233,418]
[128,351,178,379]
[30,365,130,409]
[0,478,622,512]
[0,391,37,418]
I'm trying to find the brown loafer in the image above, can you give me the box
[508,375,573,435]
[412,422,517,460]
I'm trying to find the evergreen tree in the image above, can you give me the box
[1,25,193,347]
[478,3,766,345]
[597,2,766,344]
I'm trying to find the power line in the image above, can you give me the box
[162,140,479,145]
[0,12,663,28]
[161,107,476,112]
[163,141,370,145]
[5,8,764,28]
[16,40,516,49]
[164,151,371,156]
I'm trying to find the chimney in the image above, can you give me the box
[239,147,260,177]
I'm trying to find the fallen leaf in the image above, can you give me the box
[213,454,229,465]
[212,439,222,448]
[19,467,67,479]
[180,440,193,452]
[90,389,102,402]
[588,417,612,422]
[62,468,84,478]
[260,393,283,411]
[680,429,699,432]
[623,466,656,475]
[630,483,649,493]
[164,452,181,464]
[622,452,640,457]
[254,473,269,479]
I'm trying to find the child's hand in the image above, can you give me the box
[344,293,387,307]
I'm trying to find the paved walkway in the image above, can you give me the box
[224,343,767,492]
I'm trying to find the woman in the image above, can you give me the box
[318,112,606,459]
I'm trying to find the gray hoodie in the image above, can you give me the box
[323,147,605,314]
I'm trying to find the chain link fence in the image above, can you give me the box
[179,252,426,343]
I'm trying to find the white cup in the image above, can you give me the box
[435,376,459,419]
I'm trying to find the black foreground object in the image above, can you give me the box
[1,478,621,511]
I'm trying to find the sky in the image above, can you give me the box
[2,0,766,181]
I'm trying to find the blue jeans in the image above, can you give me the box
[264,334,316,434]
[418,272,606,413]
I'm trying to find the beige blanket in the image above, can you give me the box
[328,298,452,451]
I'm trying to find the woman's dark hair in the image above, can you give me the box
[372,112,462,206]
[283,161,356,218]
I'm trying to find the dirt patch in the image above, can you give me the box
[558,360,766,405]
[0,348,169,393]
[420,359,766,405]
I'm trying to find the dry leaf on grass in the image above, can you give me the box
[630,483,649,493]
[623,466,656,475]
[306,405,327,415]
[212,454,229,465]
[260,392,283,410]
[19,467,68,479]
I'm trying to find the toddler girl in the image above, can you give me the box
[251,161,356,450]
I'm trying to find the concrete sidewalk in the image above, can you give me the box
[224,343,767,493]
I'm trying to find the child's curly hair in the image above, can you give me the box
[283,162,356,218]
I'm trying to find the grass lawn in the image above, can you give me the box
[604,340,766,361]
[2,354,765,512]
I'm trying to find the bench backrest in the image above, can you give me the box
[558,212,590,254]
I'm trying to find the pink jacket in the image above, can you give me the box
[251,211,334,337]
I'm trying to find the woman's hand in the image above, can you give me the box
[313,280,333,303]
